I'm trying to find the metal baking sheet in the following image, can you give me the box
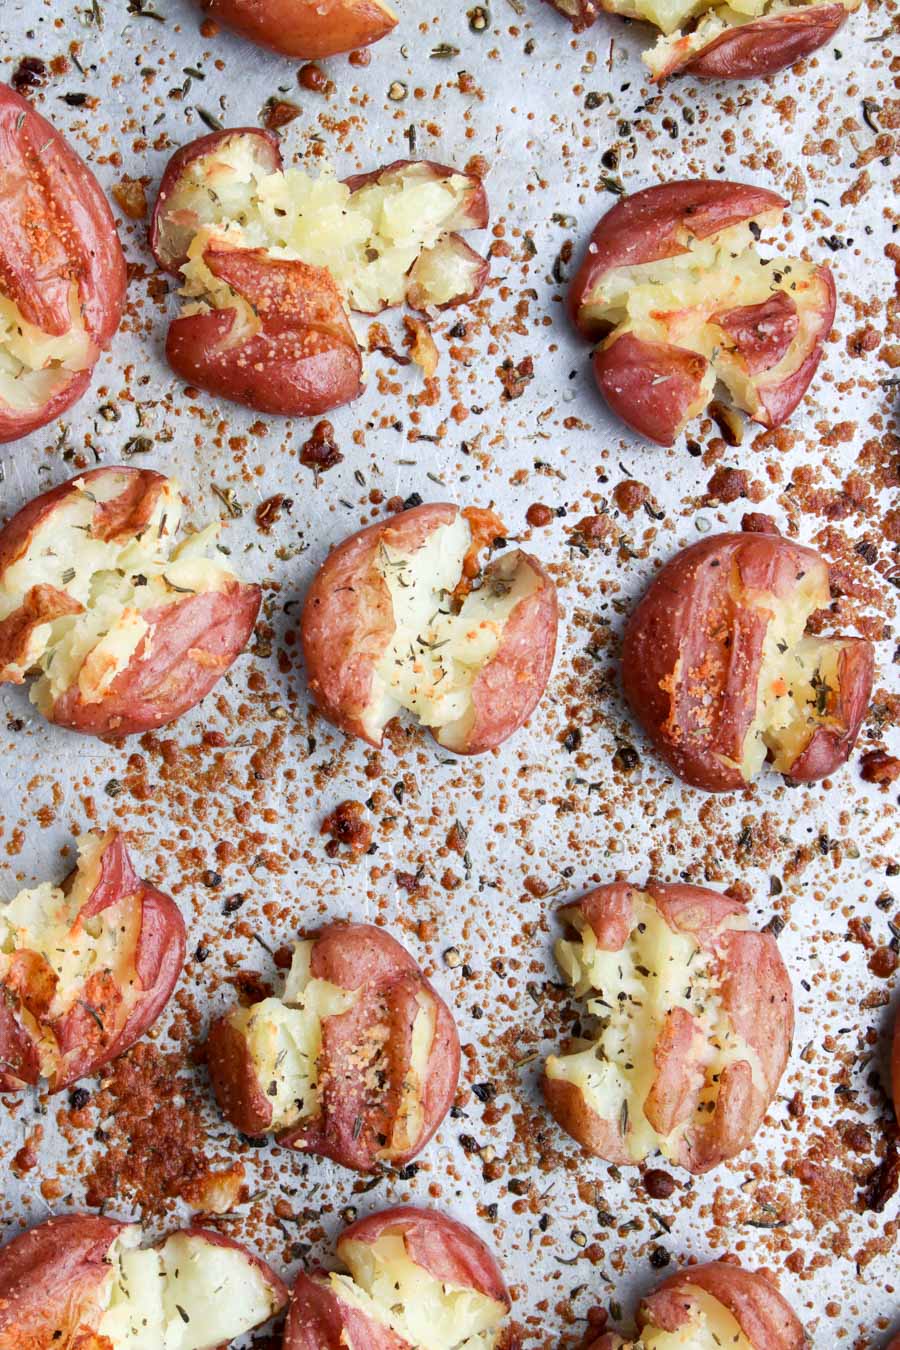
[1,0,898,1344]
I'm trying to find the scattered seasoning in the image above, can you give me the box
[255,493,292,533]
[262,98,301,129]
[300,420,343,479]
[430,43,461,58]
[123,435,153,457]
[321,800,373,860]
[388,81,408,102]
[860,751,900,785]
[112,177,148,219]
[498,356,534,400]
[12,57,48,91]
[863,1142,900,1212]
[298,63,330,94]
[195,107,223,131]
[211,484,243,517]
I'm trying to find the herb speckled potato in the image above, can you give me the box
[0,83,126,443]
[0,1213,287,1349]
[544,0,858,82]
[543,881,793,1173]
[284,1206,516,1349]
[0,829,185,1094]
[149,130,489,418]
[0,466,261,737]
[206,922,460,1172]
[300,502,558,755]
[568,181,835,446]
[589,1260,805,1348]
[621,527,874,791]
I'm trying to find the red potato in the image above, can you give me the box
[149,132,490,417]
[647,2,858,82]
[0,1213,287,1349]
[206,922,460,1171]
[0,466,261,737]
[621,529,874,792]
[197,0,397,59]
[0,83,126,444]
[542,881,793,1173]
[543,0,858,83]
[590,1260,805,1349]
[300,502,558,755]
[568,180,835,446]
[0,829,185,1094]
[283,1206,515,1350]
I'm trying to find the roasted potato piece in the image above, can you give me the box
[621,529,874,791]
[150,132,489,417]
[542,881,793,1173]
[197,0,398,60]
[0,466,261,737]
[0,829,185,1094]
[647,1,858,80]
[590,1260,805,1349]
[0,1213,287,1349]
[206,922,460,1171]
[283,1206,515,1349]
[0,82,126,443]
[544,0,858,83]
[300,502,558,754]
[568,181,835,446]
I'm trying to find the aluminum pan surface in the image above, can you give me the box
[0,0,898,1345]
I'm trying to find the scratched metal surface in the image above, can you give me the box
[0,0,898,1345]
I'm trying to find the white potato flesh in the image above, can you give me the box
[0,472,238,707]
[362,515,537,747]
[97,1228,279,1350]
[545,894,760,1163]
[408,237,484,310]
[645,0,846,73]
[0,285,95,413]
[334,1233,506,1350]
[736,567,843,780]
[168,139,481,318]
[620,1287,752,1348]
[0,831,141,1075]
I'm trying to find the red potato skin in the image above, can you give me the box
[0,1214,127,1350]
[639,1261,805,1349]
[51,580,262,736]
[892,1012,900,1131]
[450,550,558,755]
[165,243,363,418]
[0,1215,288,1350]
[284,1272,409,1350]
[569,180,788,341]
[621,532,873,792]
[592,334,710,447]
[542,882,793,1173]
[656,3,852,82]
[149,127,283,275]
[0,831,186,1094]
[0,83,126,443]
[301,503,557,754]
[207,923,460,1171]
[0,467,262,736]
[197,0,397,60]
